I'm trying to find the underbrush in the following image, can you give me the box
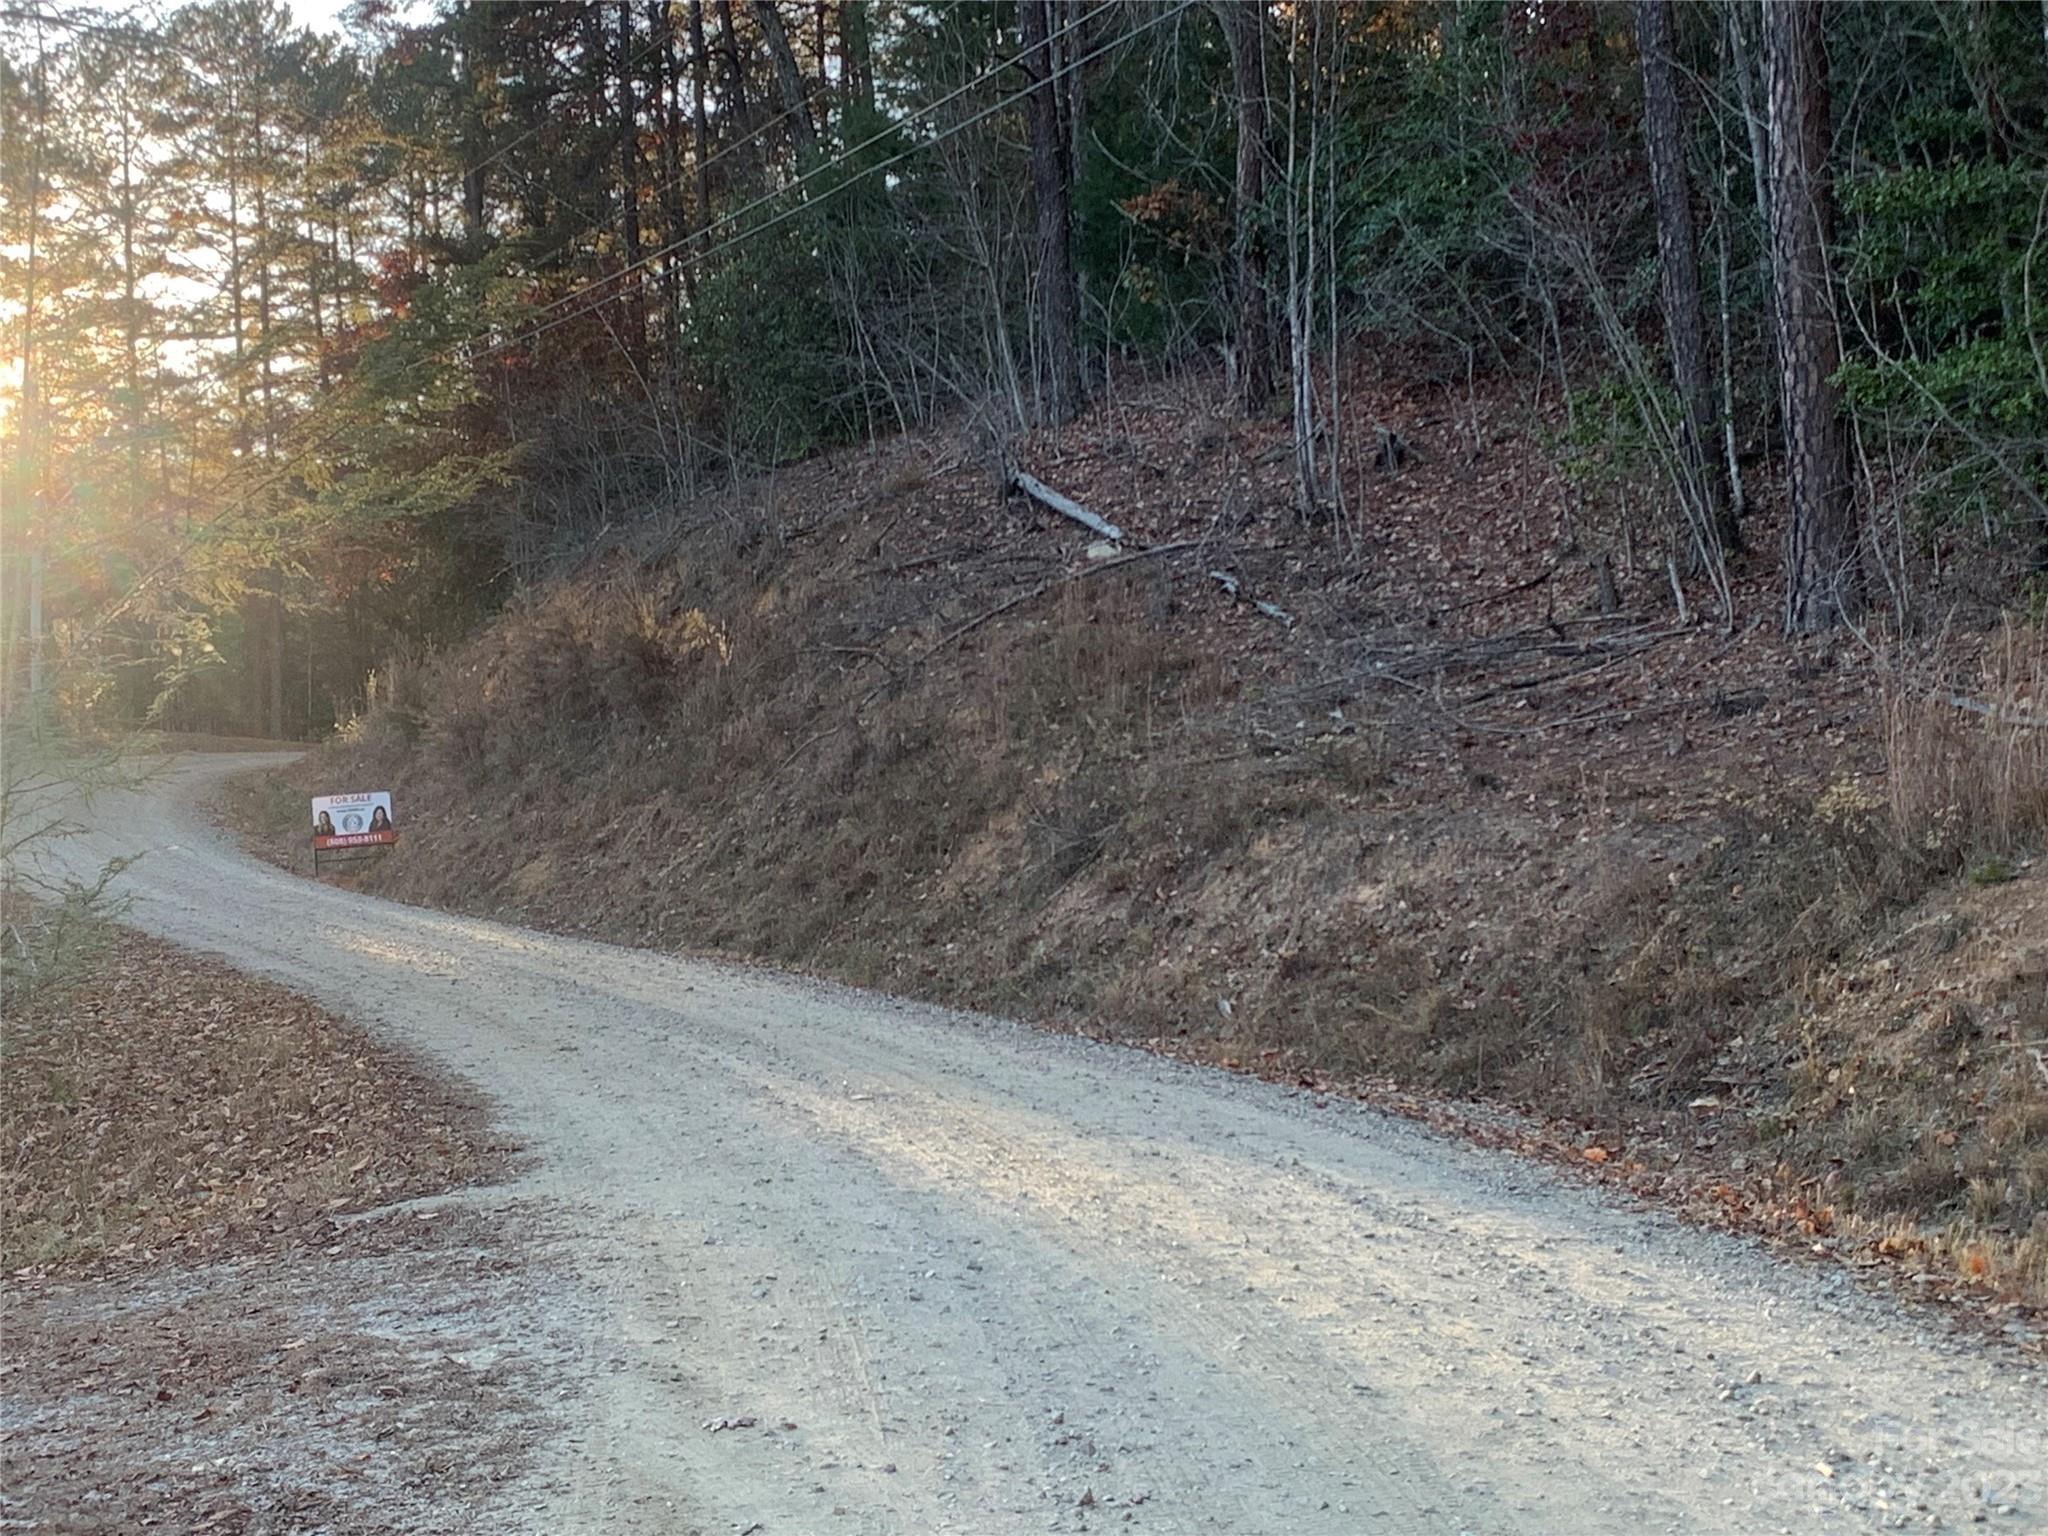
[1884,621,2048,872]
[0,733,144,1006]
[0,886,115,1011]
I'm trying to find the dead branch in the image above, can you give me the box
[1207,570,1296,628]
[776,722,847,775]
[822,643,899,681]
[1430,562,1561,619]
[1359,668,1697,738]
[1946,694,2048,730]
[925,541,1205,655]
[1454,629,1687,706]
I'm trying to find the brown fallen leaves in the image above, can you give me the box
[1,918,508,1276]
[2,918,538,1533]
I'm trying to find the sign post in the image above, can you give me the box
[311,791,398,875]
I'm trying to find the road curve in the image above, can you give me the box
[32,754,2048,1534]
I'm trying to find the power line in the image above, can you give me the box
[79,0,1197,627]
[472,0,1192,365]
[492,0,1124,344]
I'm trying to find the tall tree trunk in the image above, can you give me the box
[714,0,750,132]
[616,0,647,355]
[1218,0,1272,416]
[266,570,285,739]
[840,0,875,128]
[253,110,275,461]
[458,2,487,243]
[224,78,266,734]
[753,0,820,163]
[1021,0,1082,425]
[26,551,44,713]
[225,91,247,456]
[689,0,714,244]
[1060,0,1086,195]
[253,88,283,739]
[13,27,46,710]
[117,89,144,510]
[1763,0,1858,631]
[652,0,695,319]
[304,138,327,380]
[1634,0,1735,554]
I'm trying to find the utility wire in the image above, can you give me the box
[470,0,1188,364]
[75,0,1195,629]
[490,0,1123,342]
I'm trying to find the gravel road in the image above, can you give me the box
[36,753,2048,1534]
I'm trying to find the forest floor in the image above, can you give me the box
[222,355,2048,1317]
[0,911,545,1533]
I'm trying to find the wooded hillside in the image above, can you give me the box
[6,0,2047,734]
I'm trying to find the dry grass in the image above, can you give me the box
[1884,621,2048,870]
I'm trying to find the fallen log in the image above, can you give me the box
[1010,468,1125,544]
[1946,693,2048,730]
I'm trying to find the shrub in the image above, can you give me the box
[0,734,138,1007]
[1883,622,2048,868]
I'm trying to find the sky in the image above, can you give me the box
[286,0,441,39]
[287,0,353,30]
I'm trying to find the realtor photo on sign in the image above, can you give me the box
[311,791,397,851]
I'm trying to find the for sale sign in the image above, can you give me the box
[311,791,397,851]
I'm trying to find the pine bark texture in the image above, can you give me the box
[753,0,820,162]
[1021,0,1083,425]
[1634,0,1735,553]
[1219,0,1272,416]
[1763,0,1859,631]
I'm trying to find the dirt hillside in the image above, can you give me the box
[226,361,2048,1310]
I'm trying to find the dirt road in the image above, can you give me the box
[33,754,2048,1533]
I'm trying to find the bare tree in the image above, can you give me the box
[1764,0,1859,631]
[1021,0,1083,425]
[616,1,646,356]
[688,0,714,247]
[1217,0,1272,416]
[753,0,820,162]
[1634,0,1736,553]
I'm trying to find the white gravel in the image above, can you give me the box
[33,753,2048,1534]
